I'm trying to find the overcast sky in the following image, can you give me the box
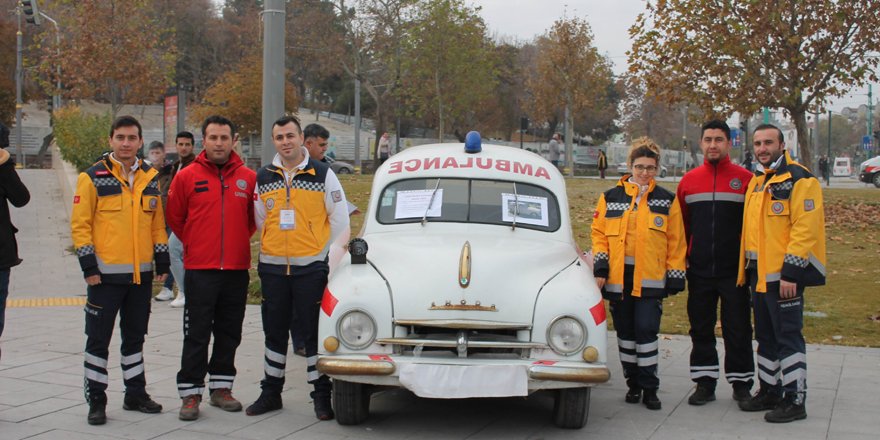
[470,0,644,76]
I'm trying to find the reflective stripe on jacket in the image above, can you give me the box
[70,155,169,284]
[737,151,826,292]
[591,175,687,298]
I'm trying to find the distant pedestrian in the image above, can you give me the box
[737,124,826,423]
[818,155,829,185]
[677,120,755,406]
[548,133,561,168]
[743,151,754,172]
[166,116,257,421]
[591,137,687,411]
[0,145,30,361]
[245,115,349,420]
[70,116,168,425]
[597,149,608,179]
[156,132,196,307]
[378,132,392,165]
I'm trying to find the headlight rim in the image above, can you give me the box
[335,308,378,350]
[545,314,588,356]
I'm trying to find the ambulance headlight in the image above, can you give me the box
[546,316,587,355]
[337,310,377,350]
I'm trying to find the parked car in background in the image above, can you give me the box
[326,156,354,174]
[858,155,880,188]
[318,135,610,429]
[832,157,852,177]
[615,161,668,178]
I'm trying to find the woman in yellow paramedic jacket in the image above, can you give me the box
[591,137,687,411]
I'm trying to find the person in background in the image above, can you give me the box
[70,116,168,425]
[0,144,31,362]
[736,124,826,423]
[548,133,561,168]
[147,141,177,302]
[166,116,257,421]
[156,132,196,307]
[304,123,330,163]
[378,132,392,165]
[591,137,687,411]
[677,120,755,406]
[597,149,608,179]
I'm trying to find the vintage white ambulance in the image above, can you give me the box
[317,133,609,429]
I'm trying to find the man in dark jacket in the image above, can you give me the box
[677,120,755,406]
[0,146,31,358]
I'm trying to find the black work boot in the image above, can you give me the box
[123,392,163,413]
[764,394,806,423]
[311,390,334,421]
[87,394,107,425]
[738,387,782,412]
[245,391,283,416]
[732,382,752,402]
[688,383,716,406]
[642,388,661,410]
[625,377,642,403]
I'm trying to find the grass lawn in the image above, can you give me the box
[239,173,880,347]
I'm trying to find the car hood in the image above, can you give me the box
[363,227,578,324]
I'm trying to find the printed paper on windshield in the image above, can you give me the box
[501,193,548,227]
[395,189,444,219]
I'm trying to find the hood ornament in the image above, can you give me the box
[459,241,471,288]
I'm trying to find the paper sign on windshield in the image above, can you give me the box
[395,189,444,219]
[501,193,548,227]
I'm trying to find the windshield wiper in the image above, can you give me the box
[421,178,442,226]
[511,182,518,230]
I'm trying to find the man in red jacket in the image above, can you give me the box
[166,115,257,421]
[677,119,755,406]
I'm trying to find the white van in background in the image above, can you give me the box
[832,157,852,177]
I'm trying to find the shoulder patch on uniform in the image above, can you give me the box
[95,170,110,176]
[771,201,784,214]
[593,210,599,219]
[730,178,742,190]
[804,199,815,212]
[654,215,664,227]
[73,195,80,204]
[331,190,342,203]
[236,179,247,190]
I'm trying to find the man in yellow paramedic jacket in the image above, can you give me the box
[71,116,169,425]
[736,124,826,423]
[245,115,349,420]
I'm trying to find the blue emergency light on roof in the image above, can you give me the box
[464,131,482,154]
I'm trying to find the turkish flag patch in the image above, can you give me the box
[73,195,81,204]
[593,210,599,219]
[589,301,607,325]
[321,286,339,317]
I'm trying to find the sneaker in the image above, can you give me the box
[179,395,201,421]
[314,395,334,420]
[738,388,782,412]
[209,388,242,412]
[688,384,716,406]
[732,383,752,402]
[245,392,283,416]
[155,287,174,301]
[123,393,163,413]
[764,396,806,423]
[625,385,642,404]
[87,394,107,425]
[169,292,185,308]
[642,388,661,410]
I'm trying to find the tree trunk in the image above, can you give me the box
[792,108,812,171]
[565,96,574,177]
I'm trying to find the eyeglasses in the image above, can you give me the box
[633,164,658,173]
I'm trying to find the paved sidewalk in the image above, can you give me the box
[2,169,878,439]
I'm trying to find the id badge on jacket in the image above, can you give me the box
[280,209,295,230]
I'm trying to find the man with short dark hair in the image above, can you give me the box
[158,131,196,307]
[166,116,257,421]
[70,115,169,425]
[736,124,826,423]
[677,119,755,406]
[303,123,331,162]
[246,115,349,420]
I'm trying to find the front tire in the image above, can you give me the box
[338,167,352,174]
[552,387,590,429]
[660,169,667,178]
[333,379,371,425]
[873,173,880,188]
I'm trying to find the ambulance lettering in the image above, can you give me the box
[387,156,551,180]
